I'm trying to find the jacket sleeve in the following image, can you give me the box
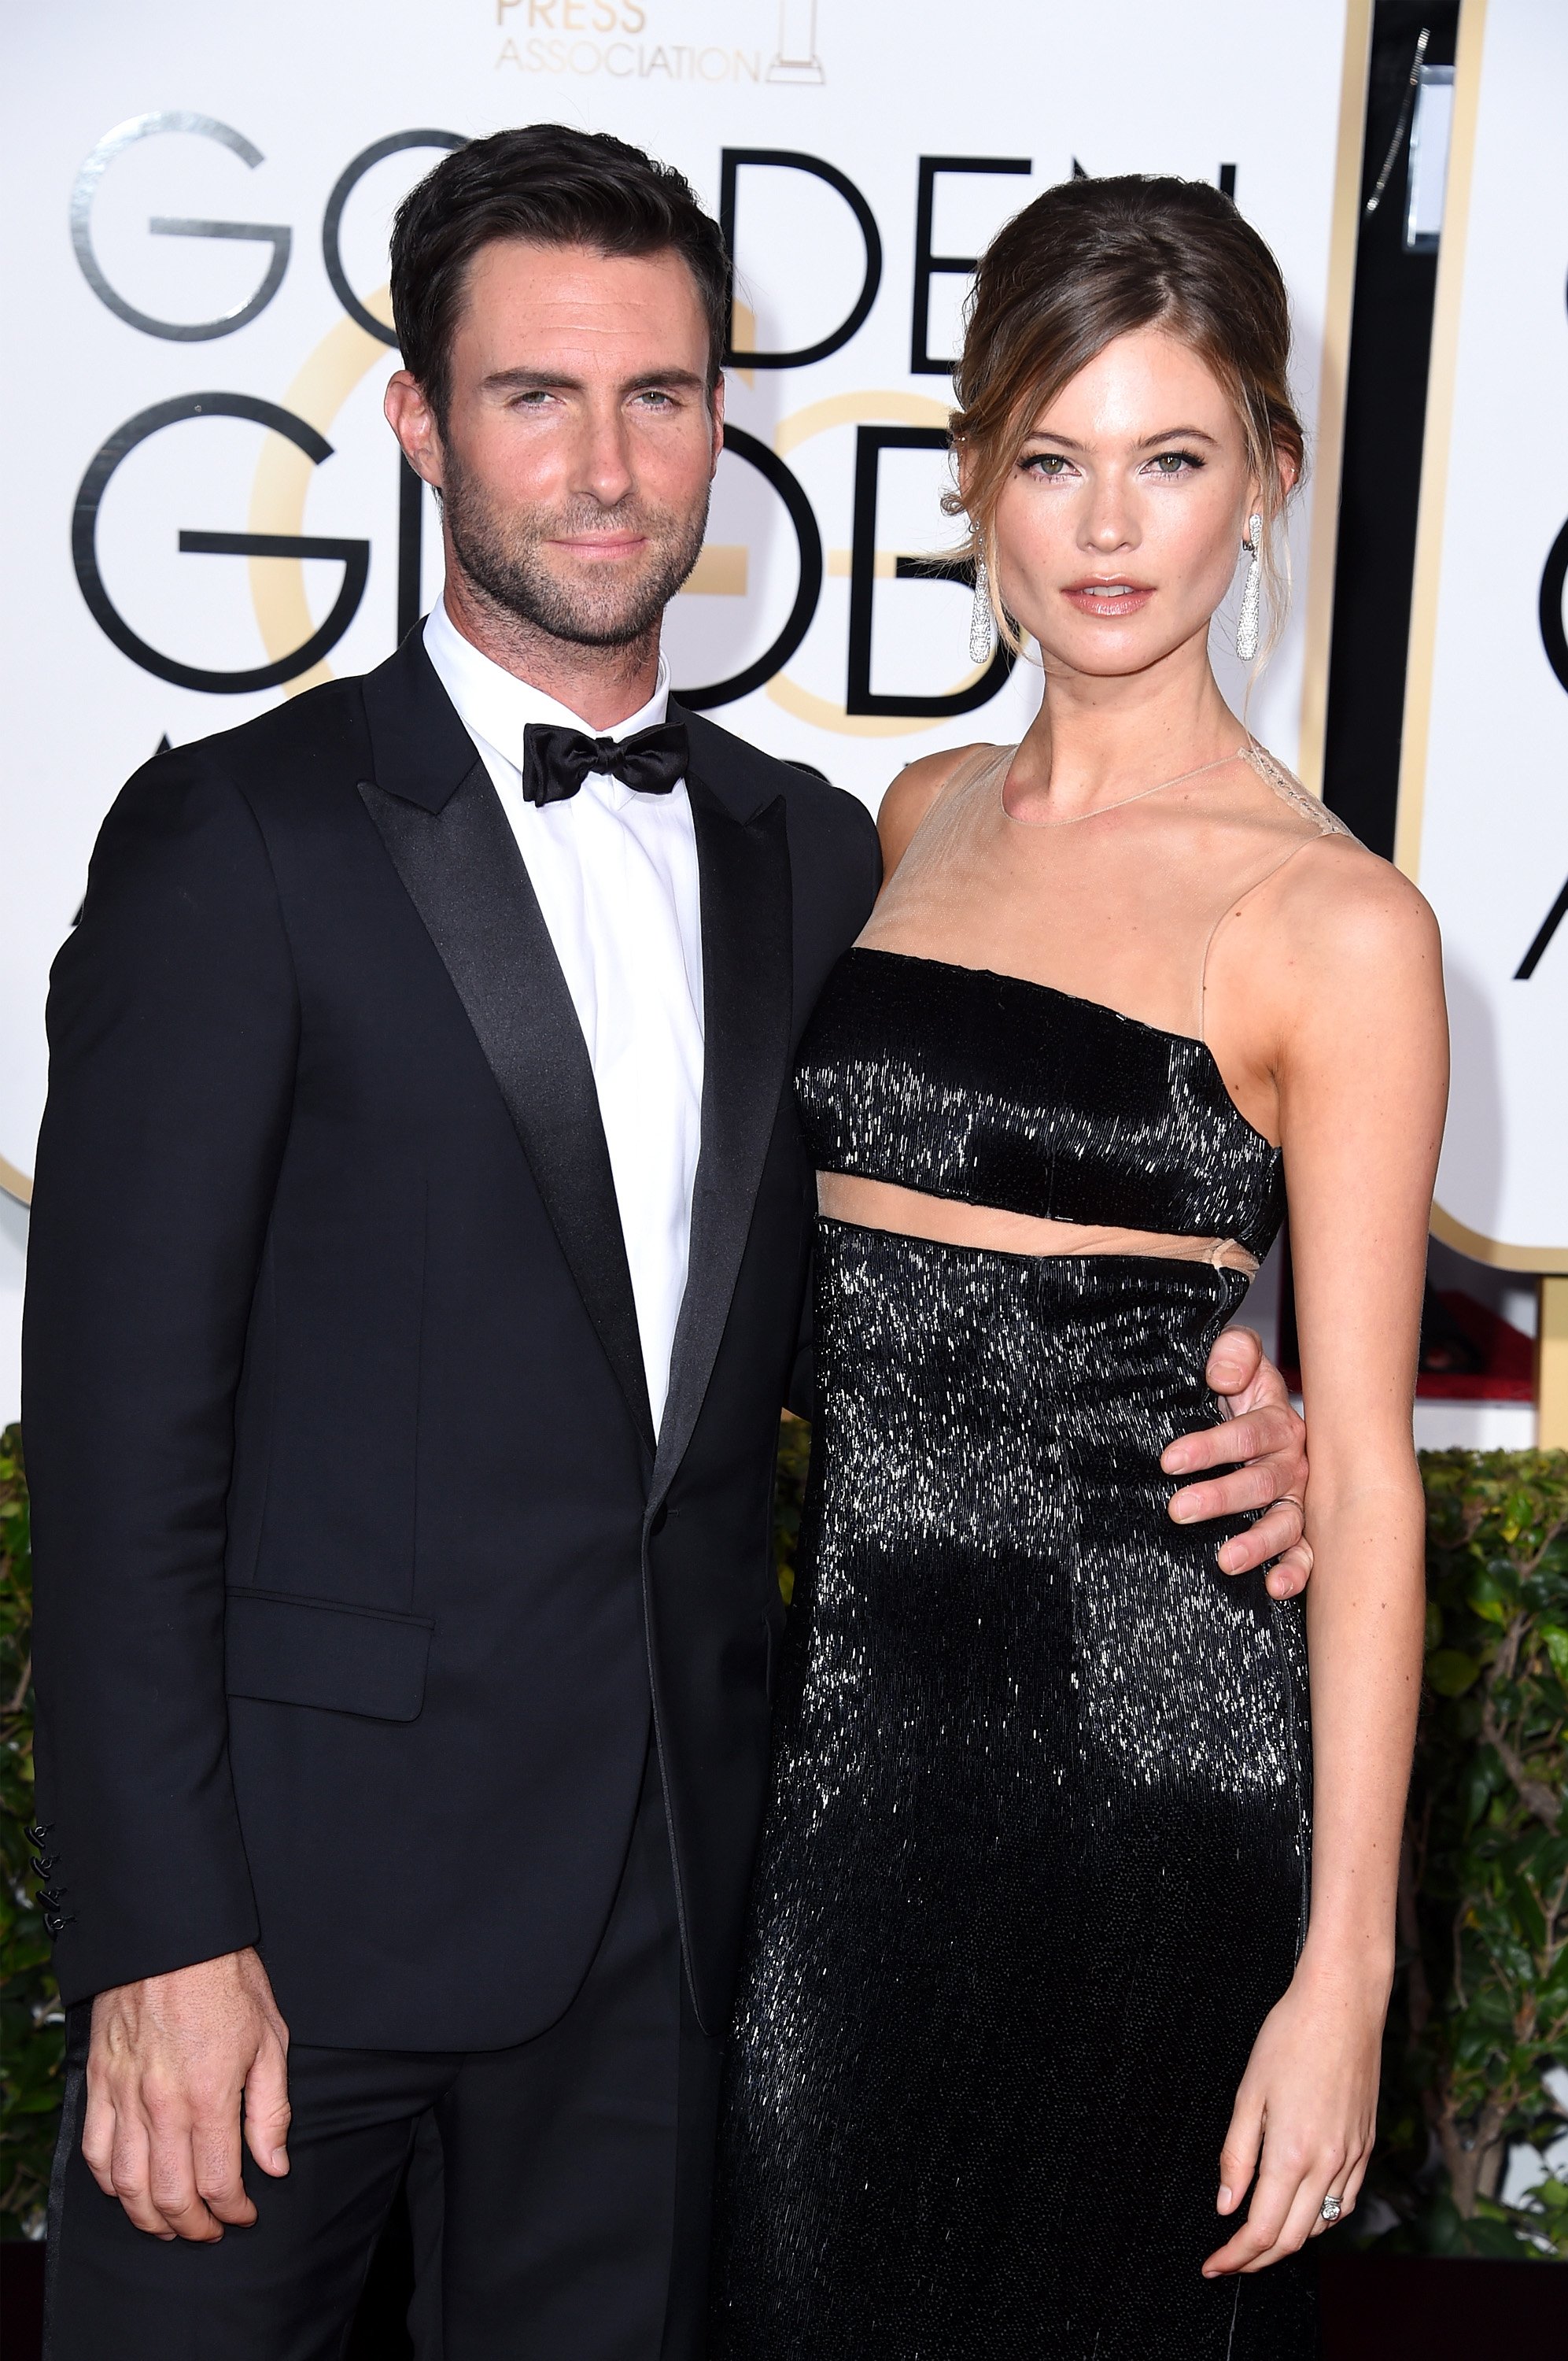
[784,787,884,1424]
[24,755,299,2005]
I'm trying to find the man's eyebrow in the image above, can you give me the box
[480,365,709,396]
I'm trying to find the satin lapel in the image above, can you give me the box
[360,763,655,1456]
[652,770,793,1500]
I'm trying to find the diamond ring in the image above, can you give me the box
[1319,2194,1342,2225]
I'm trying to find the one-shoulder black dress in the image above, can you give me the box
[711,946,1316,2359]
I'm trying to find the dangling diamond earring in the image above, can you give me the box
[1235,514,1264,663]
[969,546,996,663]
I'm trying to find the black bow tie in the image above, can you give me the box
[519,719,688,807]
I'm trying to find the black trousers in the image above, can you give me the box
[44,1755,723,2361]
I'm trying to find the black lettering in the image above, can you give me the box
[397,455,426,643]
[720,150,882,368]
[72,394,369,693]
[909,156,1030,375]
[1515,877,1568,980]
[323,130,467,345]
[1539,515,1568,696]
[846,427,1013,718]
[71,111,290,342]
[673,427,822,708]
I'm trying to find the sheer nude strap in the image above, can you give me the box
[1196,746,1354,1040]
[928,742,1013,815]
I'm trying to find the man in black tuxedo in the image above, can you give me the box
[24,126,1312,2359]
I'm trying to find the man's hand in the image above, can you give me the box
[83,1946,290,2241]
[1162,1325,1312,1600]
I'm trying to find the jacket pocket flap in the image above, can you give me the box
[225,1590,434,1723]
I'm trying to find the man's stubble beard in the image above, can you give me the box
[441,447,710,650]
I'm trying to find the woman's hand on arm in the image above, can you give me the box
[1204,842,1446,2274]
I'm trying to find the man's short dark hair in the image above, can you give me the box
[389,124,729,427]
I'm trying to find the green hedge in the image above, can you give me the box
[3,1424,1564,2251]
[1369,1450,1568,2256]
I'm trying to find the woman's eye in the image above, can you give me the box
[1024,453,1072,478]
[1148,450,1203,475]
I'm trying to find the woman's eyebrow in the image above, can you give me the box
[1020,424,1225,450]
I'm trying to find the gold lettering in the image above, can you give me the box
[496,0,520,18]
[592,0,615,28]
[528,0,556,24]
[561,0,586,27]
[621,2,645,31]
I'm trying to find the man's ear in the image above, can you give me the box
[710,371,727,475]
[385,371,445,493]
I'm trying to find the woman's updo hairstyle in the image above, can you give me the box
[947,175,1304,662]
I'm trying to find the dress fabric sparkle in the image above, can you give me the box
[712,933,1319,2357]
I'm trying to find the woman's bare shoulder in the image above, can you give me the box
[1264,833,1443,1022]
[876,743,994,875]
[1279,831,1437,944]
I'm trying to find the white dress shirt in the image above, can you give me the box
[423,597,703,1435]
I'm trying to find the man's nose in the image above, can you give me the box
[576,405,636,508]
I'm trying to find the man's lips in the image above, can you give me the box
[550,534,648,561]
[1061,578,1154,617]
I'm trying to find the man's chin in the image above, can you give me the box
[511,563,675,650]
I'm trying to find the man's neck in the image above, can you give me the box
[440,567,662,733]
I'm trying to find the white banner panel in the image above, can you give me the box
[0,0,1368,1417]
[1397,0,1568,1272]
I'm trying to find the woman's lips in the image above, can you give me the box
[1061,580,1153,617]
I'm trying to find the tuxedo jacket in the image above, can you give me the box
[24,630,880,2048]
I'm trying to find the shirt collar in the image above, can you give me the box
[422,595,671,779]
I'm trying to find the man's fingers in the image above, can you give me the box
[1169,1461,1279,1529]
[107,2106,178,2240]
[1164,1402,1300,1479]
[242,2033,292,2178]
[80,2082,120,2198]
[1216,1500,1306,1577]
[1204,1323,1263,1395]
[1264,1539,1315,1600]
[145,2092,228,2243]
[191,2097,257,2228]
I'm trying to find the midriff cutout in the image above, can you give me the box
[817,1173,1260,1275]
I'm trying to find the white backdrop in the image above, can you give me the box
[1398,0,1568,1276]
[0,0,1367,1421]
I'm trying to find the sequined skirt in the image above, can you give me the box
[712,1221,1315,2360]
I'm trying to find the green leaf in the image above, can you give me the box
[1465,1568,1511,1624]
[1428,1649,1482,1696]
[1540,1624,1568,1689]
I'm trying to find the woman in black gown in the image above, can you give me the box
[713,178,1443,2357]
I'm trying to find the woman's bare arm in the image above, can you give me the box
[1205,842,1445,2274]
